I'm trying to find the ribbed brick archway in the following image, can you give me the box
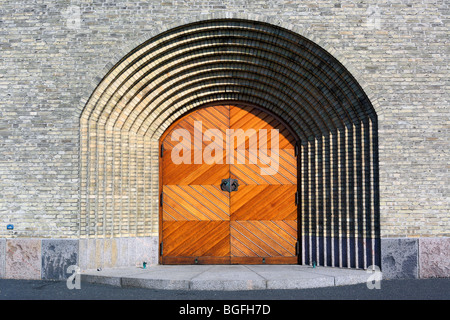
[80,18,380,269]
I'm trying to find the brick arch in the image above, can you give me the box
[77,13,382,120]
[80,18,380,269]
[81,22,375,135]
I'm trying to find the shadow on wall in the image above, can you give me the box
[300,117,380,270]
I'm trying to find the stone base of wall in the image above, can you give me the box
[0,237,448,280]
[0,237,158,280]
[418,238,450,279]
[78,237,159,271]
[381,238,419,279]
[381,238,450,279]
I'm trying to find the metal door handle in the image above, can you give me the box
[220,178,239,192]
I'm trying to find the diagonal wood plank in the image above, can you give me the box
[231,220,297,257]
[163,105,230,150]
[163,185,229,221]
[230,105,296,149]
[230,149,297,185]
[230,185,297,221]
[163,221,230,257]
[163,158,229,185]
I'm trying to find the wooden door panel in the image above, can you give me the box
[162,105,229,151]
[229,105,296,150]
[162,150,228,185]
[161,104,298,265]
[228,104,298,264]
[163,221,230,257]
[163,163,229,186]
[163,185,229,221]
[230,220,297,257]
[229,149,297,185]
[230,185,297,221]
[161,105,231,264]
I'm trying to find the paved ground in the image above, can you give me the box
[0,278,448,300]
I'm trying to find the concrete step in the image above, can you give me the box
[81,265,372,291]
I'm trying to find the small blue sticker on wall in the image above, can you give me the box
[7,224,14,230]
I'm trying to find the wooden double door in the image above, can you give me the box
[159,104,299,264]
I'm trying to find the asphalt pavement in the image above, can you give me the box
[0,277,448,300]
[0,278,447,319]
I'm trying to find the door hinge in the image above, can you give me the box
[295,191,298,206]
[160,192,163,206]
[295,141,299,157]
[160,143,164,157]
[295,241,300,255]
[160,242,163,256]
